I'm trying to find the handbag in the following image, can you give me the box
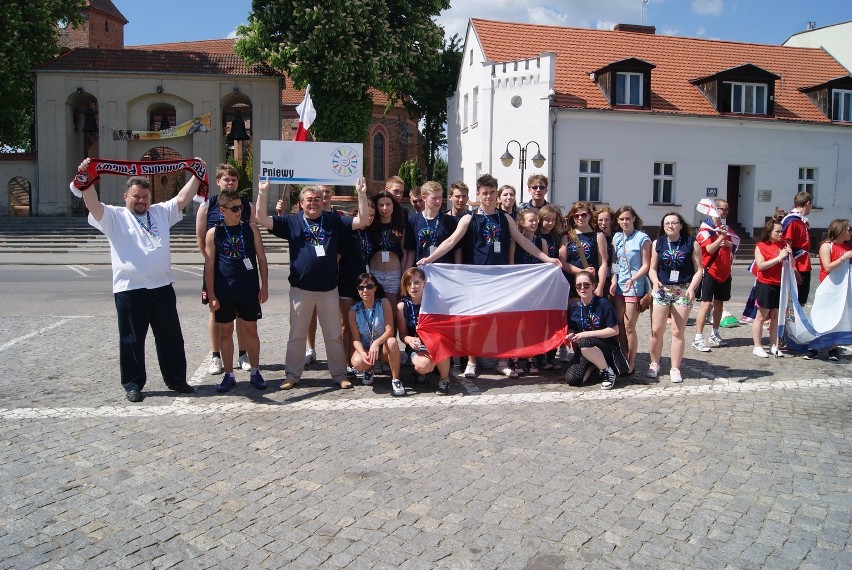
[620,233,653,313]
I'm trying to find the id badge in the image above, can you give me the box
[315,244,326,257]
[381,251,390,263]
[243,258,254,270]
[493,241,501,253]
[611,263,620,274]
[148,235,162,250]
[429,245,437,256]
[669,269,680,282]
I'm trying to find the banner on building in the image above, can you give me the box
[112,113,211,141]
[259,140,363,186]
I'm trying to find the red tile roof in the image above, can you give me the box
[36,48,278,76]
[472,18,850,124]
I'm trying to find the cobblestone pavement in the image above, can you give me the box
[1,265,850,569]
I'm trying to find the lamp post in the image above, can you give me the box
[500,140,546,203]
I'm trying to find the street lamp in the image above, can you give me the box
[500,140,546,202]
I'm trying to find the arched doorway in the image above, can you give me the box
[9,177,32,217]
[141,147,184,204]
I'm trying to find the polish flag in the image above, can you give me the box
[417,264,570,362]
[293,85,316,141]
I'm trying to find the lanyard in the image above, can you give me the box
[477,208,503,240]
[422,211,441,245]
[222,223,245,258]
[133,212,155,236]
[302,213,325,244]
[579,300,592,331]
[359,303,379,340]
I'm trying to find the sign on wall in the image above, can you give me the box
[706,187,718,197]
[260,141,363,185]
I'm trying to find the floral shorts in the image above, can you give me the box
[653,285,693,308]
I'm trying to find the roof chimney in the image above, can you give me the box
[614,23,656,34]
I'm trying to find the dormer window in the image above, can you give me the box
[591,58,655,109]
[832,89,851,122]
[691,64,778,117]
[799,76,852,123]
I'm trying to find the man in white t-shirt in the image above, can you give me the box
[75,158,204,402]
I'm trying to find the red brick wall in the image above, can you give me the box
[58,9,124,51]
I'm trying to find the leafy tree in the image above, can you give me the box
[432,155,448,191]
[235,0,449,144]
[0,1,86,150]
[397,158,421,194]
[406,34,462,181]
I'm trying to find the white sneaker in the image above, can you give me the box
[691,338,712,352]
[463,362,477,378]
[304,349,316,366]
[208,356,224,375]
[770,345,785,358]
[498,359,518,378]
[708,332,726,347]
[645,363,659,379]
[670,368,683,383]
[391,378,406,396]
[600,367,615,390]
[238,353,252,371]
[558,345,570,362]
[753,347,769,358]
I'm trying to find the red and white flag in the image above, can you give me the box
[417,264,570,362]
[293,85,316,142]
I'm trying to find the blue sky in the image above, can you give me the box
[120,0,850,47]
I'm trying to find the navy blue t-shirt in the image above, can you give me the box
[405,211,458,264]
[565,230,599,270]
[515,235,542,265]
[467,211,511,265]
[214,221,259,301]
[271,211,353,291]
[655,236,696,285]
[568,296,617,333]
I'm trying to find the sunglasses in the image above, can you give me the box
[575,282,593,290]
[530,185,547,190]
[573,212,589,218]
[224,204,242,213]
[357,284,376,291]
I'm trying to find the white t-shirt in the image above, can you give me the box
[89,198,183,293]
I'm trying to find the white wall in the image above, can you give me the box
[784,22,852,73]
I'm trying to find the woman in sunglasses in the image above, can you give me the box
[564,272,627,389]
[348,272,405,396]
[560,201,608,299]
[647,212,703,383]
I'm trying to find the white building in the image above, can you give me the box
[784,20,852,73]
[448,19,852,237]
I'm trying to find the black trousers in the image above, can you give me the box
[114,285,186,392]
[797,270,811,306]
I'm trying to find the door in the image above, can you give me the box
[726,165,740,223]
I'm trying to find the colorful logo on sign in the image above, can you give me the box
[331,146,359,178]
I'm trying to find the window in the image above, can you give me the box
[798,167,817,200]
[832,89,852,122]
[727,82,767,114]
[372,132,385,180]
[615,73,643,106]
[472,87,479,125]
[463,93,469,129]
[653,162,675,204]
[469,49,473,66]
[578,160,602,202]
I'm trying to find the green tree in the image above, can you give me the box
[405,34,462,181]
[432,155,448,191]
[397,158,420,194]
[0,1,86,150]
[235,0,449,144]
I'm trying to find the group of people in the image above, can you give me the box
[75,156,847,402]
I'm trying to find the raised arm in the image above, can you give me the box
[351,178,370,230]
[75,158,105,221]
[175,157,205,210]
[255,176,273,230]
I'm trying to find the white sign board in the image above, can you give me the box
[259,141,363,185]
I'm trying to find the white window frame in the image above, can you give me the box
[615,72,643,106]
[462,93,469,130]
[727,82,767,114]
[832,89,852,122]
[578,160,602,202]
[798,167,817,204]
[472,87,479,126]
[653,162,675,204]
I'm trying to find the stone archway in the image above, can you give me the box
[9,176,32,217]
[141,147,184,204]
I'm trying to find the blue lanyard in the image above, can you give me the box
[422,211,441,246]
[359,303,378,340]
[222,223,245,258]
[302,213,325,243]
[133,212,155,235]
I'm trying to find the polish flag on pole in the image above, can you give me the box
[417,264,570,362]
[293,85,316,141]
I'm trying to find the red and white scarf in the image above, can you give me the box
[70,158,209,202]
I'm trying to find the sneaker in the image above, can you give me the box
[770,345,785,358]
[670,368,683,384]
[361,371,374,386]
[739,316,754,324]
[238,353,252,371]
[436,379,450,395]
[753,347,769,358]
[708,332,727,347]
[498,360,518,378]
[691,338,712,352]
[208,356,224,375]
[391,378,406,396]
[346,366,357,378]
[558,345,570,362]
[600,367,615,390]
[217,373,236,393]
[338,379,353,389]
[528,360,540,375]
[304,349,317,366]
[249,371,267,389]
[645,363,659,379]
[803,349,819,360]
[512,361,526,376]
[828,348,840,362]
[415,374,427,386]
[463,362,477,378]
